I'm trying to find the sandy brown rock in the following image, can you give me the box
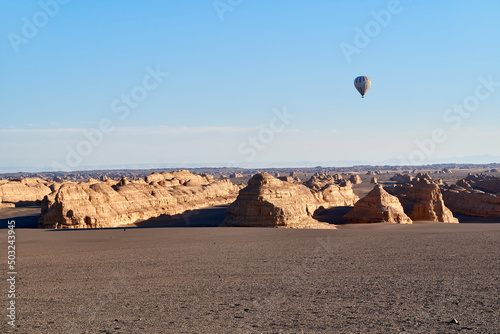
[39,171,239,229]
[0,177,52,204]
[371,177,378,184]
[406,181,458,223]
[349,174,362,184]
[278,176,301,184]
[440,174,500,217]
[344,185,412,224]
[456,179,472,190]
[386,179,458,223]
[223,173,357,228]
[320,183,359,206]
[462,174,500,194]
[442,185,500,217]
[302,175,358,206]
[332,173,343,181]
[390,173,414,184]
[304,175,339,191]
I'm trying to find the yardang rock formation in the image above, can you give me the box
[385,173,458,223]
[39,171,239,229]
[344,185,412,224]
[441,174,500,217]
[222,173,358,228]
[0,177,52,205]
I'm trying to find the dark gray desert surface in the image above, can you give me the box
[2,223,499,333]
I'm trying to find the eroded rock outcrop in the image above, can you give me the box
[461,174,500,195]
[304,175,339,191]
[223,173,358,228]
[302,175,359,206]
[320,183,359,206]
[39,171,239,229]
[442,185,500,217]
[332,174,343,181]
[344,185,412,224]
[349,174,362,184]
[390,173,414,184]
[385,179,458,223]
[0,177,52,204]
[278,176,301,184]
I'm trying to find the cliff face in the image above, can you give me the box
[222,173,358,228]
[437,174,500,217]
[385,174,458,223]
[39,171,239,229]
[0,177,52,204]
[403,180,458,223]
[442,185,500,217]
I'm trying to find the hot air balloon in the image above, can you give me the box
[354,76,371,98]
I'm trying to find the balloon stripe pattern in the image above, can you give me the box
[354,76,371,98]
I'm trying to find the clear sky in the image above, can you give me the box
[1,0,499,172]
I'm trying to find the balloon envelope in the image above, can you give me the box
[354,76,371,98]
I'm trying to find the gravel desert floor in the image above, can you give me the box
[1,223,499,333]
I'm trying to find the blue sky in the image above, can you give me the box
[1,0,500,171]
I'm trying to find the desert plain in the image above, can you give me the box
[1,166,500,333]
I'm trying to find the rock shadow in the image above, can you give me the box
[0,206,41,228]
[133,205,229,228]
[454,214,500,224]
[313,206,352,225]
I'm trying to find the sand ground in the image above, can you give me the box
[1,223,499,334]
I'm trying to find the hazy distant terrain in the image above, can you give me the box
[2,163,499,182]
